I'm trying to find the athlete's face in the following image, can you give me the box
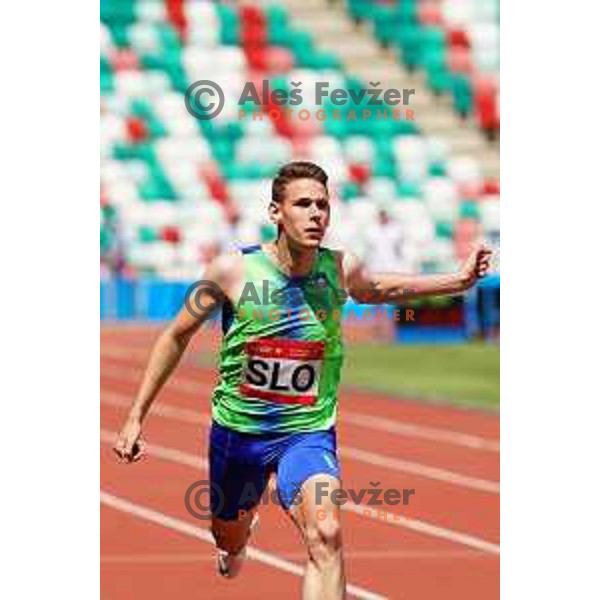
[270,178,330,249]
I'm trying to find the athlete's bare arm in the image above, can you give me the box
[341,243,493,303]
[113,252,243,462]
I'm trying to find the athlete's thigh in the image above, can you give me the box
[275,428,341,527]
[209,422,271,522]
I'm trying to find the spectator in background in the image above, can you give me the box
[362,208,406,339]
[363,208,405,272]
[223,210,244,250]
[101,204,127,277]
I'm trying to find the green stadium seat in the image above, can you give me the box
[451,74,474,117]
[435,221,454,239]
[138,225,158,242]
[459,201,481,220]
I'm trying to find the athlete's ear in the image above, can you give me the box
[268,200,281,227]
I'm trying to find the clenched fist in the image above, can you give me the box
[113,415,145,463]
[460,244,493,289]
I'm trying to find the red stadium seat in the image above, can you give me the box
[199,162,230,206]
[242,24,267,48]
[474,79,499,136]
[447,28,470,49]
[473,74,497,96]
[264,47,294,74]
[482,180,500,195]
[110,48,139,71]
[205,173,229,205]
[245,46,268,70]
[447,46,472,74]
[161,225,181,244]
[165,0,187,39]
[264,99,294,138]
[240,5,265,28]
[348,163,371,186]
[419,1,443,26]
[126,117,148,143]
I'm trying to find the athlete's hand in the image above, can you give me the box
[459,244,493,289]
[113,416,145,463]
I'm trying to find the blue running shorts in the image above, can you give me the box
[209,422,340,521]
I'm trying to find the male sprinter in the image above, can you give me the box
[114,161,492,599]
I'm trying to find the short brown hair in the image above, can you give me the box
[272,161,328,204]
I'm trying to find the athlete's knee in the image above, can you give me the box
[305,516,343,566]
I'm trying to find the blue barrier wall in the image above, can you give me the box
[100,275,500,342]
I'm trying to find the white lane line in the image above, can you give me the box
[100,491,387,600]
[101,548,483,565]
[342,503,499,555]
[102,390,499,494]
[339,447,500,494]
[342,412,499,452]
[100,430,500,556]
[101,357,499,452]
[102,390,210,426]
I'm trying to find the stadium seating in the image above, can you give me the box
[101,0,500,279]
[346,0,499,139]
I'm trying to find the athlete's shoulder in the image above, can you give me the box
[203,250,245,296]
[322,247,369,291]
[208,242,264,272]
[210,249,244,271]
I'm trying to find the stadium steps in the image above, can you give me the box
[277,0,499,178]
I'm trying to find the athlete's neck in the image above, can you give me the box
[266,236,318,277]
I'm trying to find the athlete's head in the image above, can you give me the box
[269,161,330,249]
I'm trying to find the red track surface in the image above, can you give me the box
[101,325,499,599]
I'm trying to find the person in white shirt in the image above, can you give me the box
[363,208,405,272]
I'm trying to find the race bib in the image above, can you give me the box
[240,338,325,405]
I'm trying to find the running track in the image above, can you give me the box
[101,325,499,599]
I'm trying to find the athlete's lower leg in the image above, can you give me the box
[212,509,258,578]
[291,474,346,600]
